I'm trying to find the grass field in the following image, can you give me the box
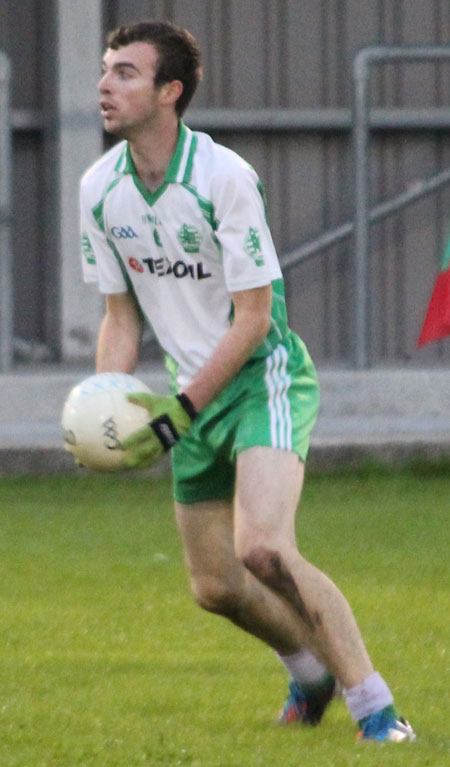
[0,467,449,766]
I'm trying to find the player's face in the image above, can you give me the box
[98,42,164,137]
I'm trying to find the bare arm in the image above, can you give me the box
[183,284,272,412]
[96,292,142,374]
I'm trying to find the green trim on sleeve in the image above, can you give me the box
[81,233,96,265]
[92,200,105,232]
[257,179,270,225]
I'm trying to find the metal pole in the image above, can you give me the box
[0,51,12,372]
[353,50,371,369]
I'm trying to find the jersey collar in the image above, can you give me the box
[117,120,197,190]
[166,121,197,184]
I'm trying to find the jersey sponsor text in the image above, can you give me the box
[143,256,212,280]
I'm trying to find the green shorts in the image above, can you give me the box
[171,334,319,505]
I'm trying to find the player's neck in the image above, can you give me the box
[128,116,179,192]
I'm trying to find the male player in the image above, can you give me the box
[80,19,414,742]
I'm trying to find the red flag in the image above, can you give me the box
[417,238,450,346]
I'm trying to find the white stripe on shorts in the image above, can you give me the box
[264,345,292,450]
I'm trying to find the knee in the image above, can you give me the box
[242,545,315,630]
[241,545,283,584]
[190,574,243,619]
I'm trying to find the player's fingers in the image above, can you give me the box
[127,392,155,411]
[122,438,163,468]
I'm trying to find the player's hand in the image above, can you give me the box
[121,392,197,469]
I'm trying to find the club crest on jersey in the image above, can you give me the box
[244,227,264,266]
[177,224,202,254]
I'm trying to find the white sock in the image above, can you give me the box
[343,671,394,722]
[278,648,330,685]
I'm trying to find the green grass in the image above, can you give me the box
[0,469,449,766]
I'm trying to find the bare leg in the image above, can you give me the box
[234,447,374,688]
[175,499,312,653]
[175,446,373,689]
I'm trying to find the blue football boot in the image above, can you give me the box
[357,709,415,742]
[279,675,336,725]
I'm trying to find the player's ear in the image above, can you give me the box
[159,80,183,107]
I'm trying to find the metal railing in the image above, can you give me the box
[353,45,450,368]
[281,46,450,368]
[280,164,450,271]
[14,103,450,134]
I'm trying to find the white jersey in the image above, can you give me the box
[80,121,284,388]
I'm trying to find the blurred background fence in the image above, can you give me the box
[1,0,450,370]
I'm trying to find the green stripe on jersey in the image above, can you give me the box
[165,122,188,182]
[92,200,105,231]
[183,134,198,184]
[92,176,123,231]
[182,184,219,230]
[114,143,129,174]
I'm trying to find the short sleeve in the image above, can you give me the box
[211,165,282,292]
[79,177,127,294]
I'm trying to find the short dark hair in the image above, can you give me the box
[106,20,202,116]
